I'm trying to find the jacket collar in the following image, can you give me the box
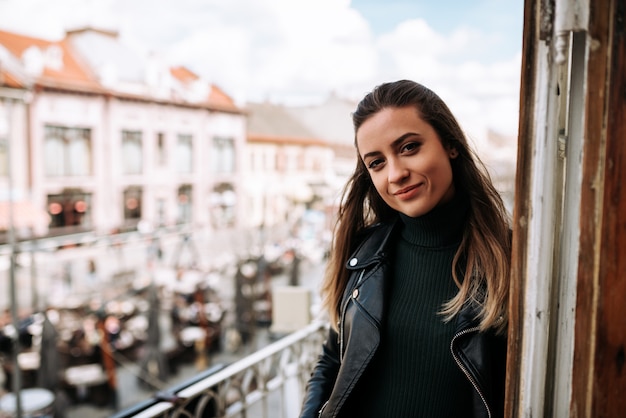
[344,216,485,333]
[345,218,400,270]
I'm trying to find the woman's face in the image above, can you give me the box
[356,106,457,218]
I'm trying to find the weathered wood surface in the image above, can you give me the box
[510,0,626,417]
[586,0,626,415]
[570,0,623,416]
[504,0,536,416]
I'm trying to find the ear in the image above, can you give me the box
[448,147,459,159]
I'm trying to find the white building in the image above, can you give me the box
[0,27,247,241]
[0,64,43,238]
[245,102,335,233]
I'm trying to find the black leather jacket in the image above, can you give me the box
[300,220,507,418]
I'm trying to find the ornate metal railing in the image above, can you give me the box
[112,321,327,418]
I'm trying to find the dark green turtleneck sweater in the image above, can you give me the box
[345,194,474,417]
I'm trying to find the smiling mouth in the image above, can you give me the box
[394,184,422,197]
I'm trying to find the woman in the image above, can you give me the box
[300,80,510,418]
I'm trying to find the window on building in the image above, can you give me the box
[122,130,143,175]
[0,140,7,177]
[298,149,306,170]
[313,154,322,171]
[156,132,167,166]
[0,104,7,177]
[177,184,192,224]
[250,149,261,172]
[47,190,92,230]
[275,151,285,173]
[210,183,236,228]
[123,186,142,226]
[176,134,193,173]
[156,198,166,227]
[211,136,235,174]
[44,126,92,177]
[285,148,298,172]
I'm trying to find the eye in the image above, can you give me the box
[400,141,421,154]
[366,158,384,170]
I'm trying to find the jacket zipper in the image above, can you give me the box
[450,327,491,418]
[339,269,365,363]
[318,400,329,417]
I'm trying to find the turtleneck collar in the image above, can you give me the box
[398,191,469,248]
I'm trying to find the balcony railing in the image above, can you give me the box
[112,320,327,418]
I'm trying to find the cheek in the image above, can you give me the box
[434,161,454,188]
[369,173,388,196]
[370,174,398,207]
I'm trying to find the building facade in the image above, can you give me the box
[0,28,246,243]
[245,102,336,234]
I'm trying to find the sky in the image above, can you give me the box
[0,0,524,137]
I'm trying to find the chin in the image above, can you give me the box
[399,206,434,218]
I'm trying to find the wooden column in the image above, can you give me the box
[508,0,626,417]
[504,0,537,415]
[572,0,626,416]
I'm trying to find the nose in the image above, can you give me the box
[387,158,408,184]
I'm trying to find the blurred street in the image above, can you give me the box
[0,238,326,417]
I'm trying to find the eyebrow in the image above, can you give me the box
[361,132,421,160]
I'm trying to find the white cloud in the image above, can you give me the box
[0,0,521,136]
[371,18,521,139]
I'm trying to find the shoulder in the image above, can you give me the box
[356,218,399,248]
[354,221,392,244]
[347,218,400,268]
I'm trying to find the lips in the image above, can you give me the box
[393,184,422,200]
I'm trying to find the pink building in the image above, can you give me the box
[0,27,247,240]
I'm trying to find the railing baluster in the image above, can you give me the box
[114,321,327,418]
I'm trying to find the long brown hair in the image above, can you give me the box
[321,80,511,334]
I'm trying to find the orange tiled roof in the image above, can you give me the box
[207,84,240,112]
[0,29,243,113]
[170,66,241,112]
[0,29,103,92]
[170,66,199,83]
[0,68,24,88]
[248,133,328,147]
